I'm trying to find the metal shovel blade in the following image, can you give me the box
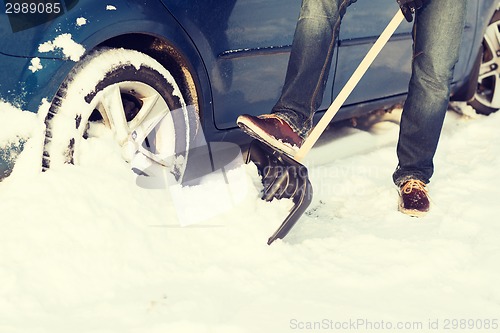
[245,140,313,244]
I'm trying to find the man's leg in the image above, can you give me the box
[393,0,467,186]
[237,0,356,155]
[272,0,357,138]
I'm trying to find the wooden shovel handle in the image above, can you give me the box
[294,10,405,162]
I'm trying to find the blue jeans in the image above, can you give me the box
[393,0,467,185]
[272,0,467,186]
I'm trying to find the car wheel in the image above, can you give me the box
[43,48,193,181]
[468,10,500,115]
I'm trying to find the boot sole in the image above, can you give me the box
[237,117,299,157]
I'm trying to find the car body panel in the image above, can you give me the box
[334,0,479,109]
[162,0,309,130]
[334,0,413,108]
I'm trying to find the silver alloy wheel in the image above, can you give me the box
[43,49,191,181]
[470,11,500,115]
[91,81,176,167]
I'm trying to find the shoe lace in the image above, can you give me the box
[401,179,427,194]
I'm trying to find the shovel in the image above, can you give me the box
[246,10,405,244]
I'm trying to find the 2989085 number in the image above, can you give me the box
[5,2,61,14]
[443,319,499,330]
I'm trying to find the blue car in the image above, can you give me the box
[0,0,499,180]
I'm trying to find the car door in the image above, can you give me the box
[163,0,337,130]
[332,0,414,111]
[332,0,479,112]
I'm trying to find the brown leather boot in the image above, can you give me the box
[398,179,430,217]
[237,114,303,156]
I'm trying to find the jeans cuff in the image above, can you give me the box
[272,110,311,139]
[393,174,429,187]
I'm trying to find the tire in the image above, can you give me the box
[43,48,193,181]
[468,10,500,115]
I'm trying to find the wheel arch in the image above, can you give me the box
[14,2,214,135]
[95,33,206,133]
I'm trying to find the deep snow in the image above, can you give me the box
[1,101,499,332]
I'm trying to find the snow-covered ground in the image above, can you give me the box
[1,101,499,332]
